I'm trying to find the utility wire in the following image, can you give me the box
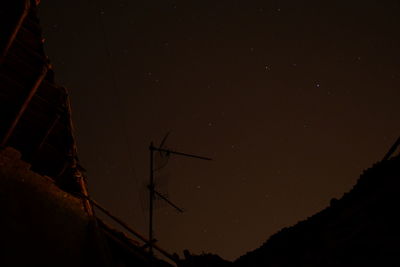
[87,0,147,225]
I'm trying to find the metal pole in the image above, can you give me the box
[147,141,212,257]
[149,142,155,255]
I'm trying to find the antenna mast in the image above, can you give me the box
[148,139,212,255]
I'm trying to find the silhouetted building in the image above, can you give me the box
[0,1,175,266]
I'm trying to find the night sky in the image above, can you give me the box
[39,0,400,261]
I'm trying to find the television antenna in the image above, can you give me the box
[147,133,212,255]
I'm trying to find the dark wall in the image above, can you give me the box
[0,147,110,266]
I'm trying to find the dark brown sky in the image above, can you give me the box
[39,0,400,261]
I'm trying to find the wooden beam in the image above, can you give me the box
[76,168,94,216]
[1,64,48,147]
[35,114,60,154]
[0,0,31,64]
[64,92,94,217]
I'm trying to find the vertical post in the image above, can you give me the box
[65,92,93,217]
[149,142,155,255]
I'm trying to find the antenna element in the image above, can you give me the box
[148,140,212,255]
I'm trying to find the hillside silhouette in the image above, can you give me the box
[233,144,400,266]
[178,139,400,267]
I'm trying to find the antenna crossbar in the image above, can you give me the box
[150,145,212,161]
[153,188,184,213]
